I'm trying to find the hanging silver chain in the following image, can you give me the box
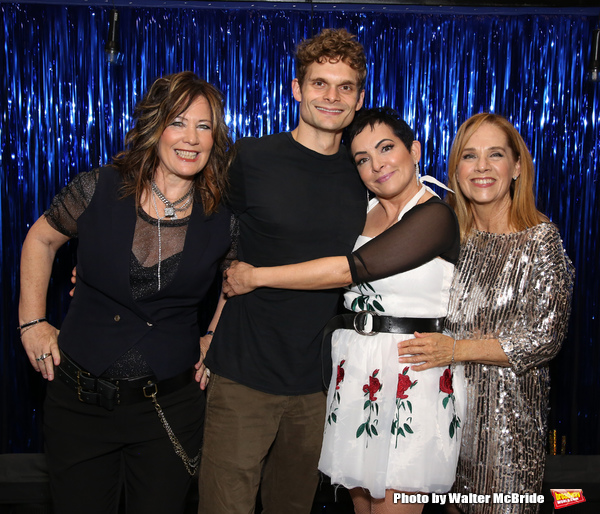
[150,192,164,291]
[147,184,199,475]
[149,390,200,476]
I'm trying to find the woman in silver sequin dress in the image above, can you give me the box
[398,113,574,513]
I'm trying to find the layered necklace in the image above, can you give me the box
[151,181,194,218]
[150,181,194,290]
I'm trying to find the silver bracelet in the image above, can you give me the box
[19,325,37,337]
[17,317,47,333]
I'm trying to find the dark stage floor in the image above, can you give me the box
[1,454,598,513]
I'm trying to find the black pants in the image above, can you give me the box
[43,376,204,514]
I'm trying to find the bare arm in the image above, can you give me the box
[19,216,71,380]
[194,291,228,389]
[224,256,352,296]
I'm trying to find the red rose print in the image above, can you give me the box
[439,367,461,438]
[363,370,382,401]
[396,373,413,399]
[439,368,453,394]
[336,360,346,390]
[357,370,383,442]
[391,367,418,446]
[327,360,347,426]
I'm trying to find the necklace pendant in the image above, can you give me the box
[164,206,175,218]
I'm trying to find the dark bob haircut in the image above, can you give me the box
[347,107,414,152]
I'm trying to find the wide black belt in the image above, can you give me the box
[55,351,194,411]
[324,312,445,339]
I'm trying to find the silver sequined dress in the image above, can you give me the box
[445,223,574,514]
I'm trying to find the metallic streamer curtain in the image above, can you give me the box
[1,2,599,453]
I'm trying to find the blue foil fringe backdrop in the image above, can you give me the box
[1,3,599,453]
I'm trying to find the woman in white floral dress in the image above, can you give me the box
[224,107,464,513]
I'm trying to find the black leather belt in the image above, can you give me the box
[55,351,194,411]
[324,312,445,339]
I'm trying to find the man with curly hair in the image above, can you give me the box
[199,28,368,513]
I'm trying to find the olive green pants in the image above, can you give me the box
[198,374,327,514]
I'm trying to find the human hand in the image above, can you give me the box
[194,334,213,390]
[21,323,61,380]
[194,359,211,390]
[397,332,455,371]
[223,261,257,297]
[69,266,77,297]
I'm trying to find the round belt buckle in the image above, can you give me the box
[353,310,377,336]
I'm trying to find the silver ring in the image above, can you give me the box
[206,369,211,378]
[36,353,51,361]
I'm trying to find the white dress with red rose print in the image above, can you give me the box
[318,188,465,499]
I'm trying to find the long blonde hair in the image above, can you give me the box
[447,113,548,241]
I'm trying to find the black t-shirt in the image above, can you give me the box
[205,132,367,395]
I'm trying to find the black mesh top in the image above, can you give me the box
[45,169,189,293]
[44,170,190,377]
[348,197,460,284]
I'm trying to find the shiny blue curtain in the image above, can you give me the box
[1,2,599,453]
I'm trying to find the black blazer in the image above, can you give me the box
[58,167,231,380]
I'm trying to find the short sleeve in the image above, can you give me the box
[348,199,460,284]
[44,169,99,238]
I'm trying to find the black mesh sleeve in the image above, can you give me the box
[220,215,239,271]
[44,169,99,238]
[348,198,460,284]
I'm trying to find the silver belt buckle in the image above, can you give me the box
[353,311,378,336]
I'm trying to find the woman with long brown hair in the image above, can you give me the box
[18,71,232,513]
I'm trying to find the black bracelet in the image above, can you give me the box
[17,317,47,333]
[205,330,214,336]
